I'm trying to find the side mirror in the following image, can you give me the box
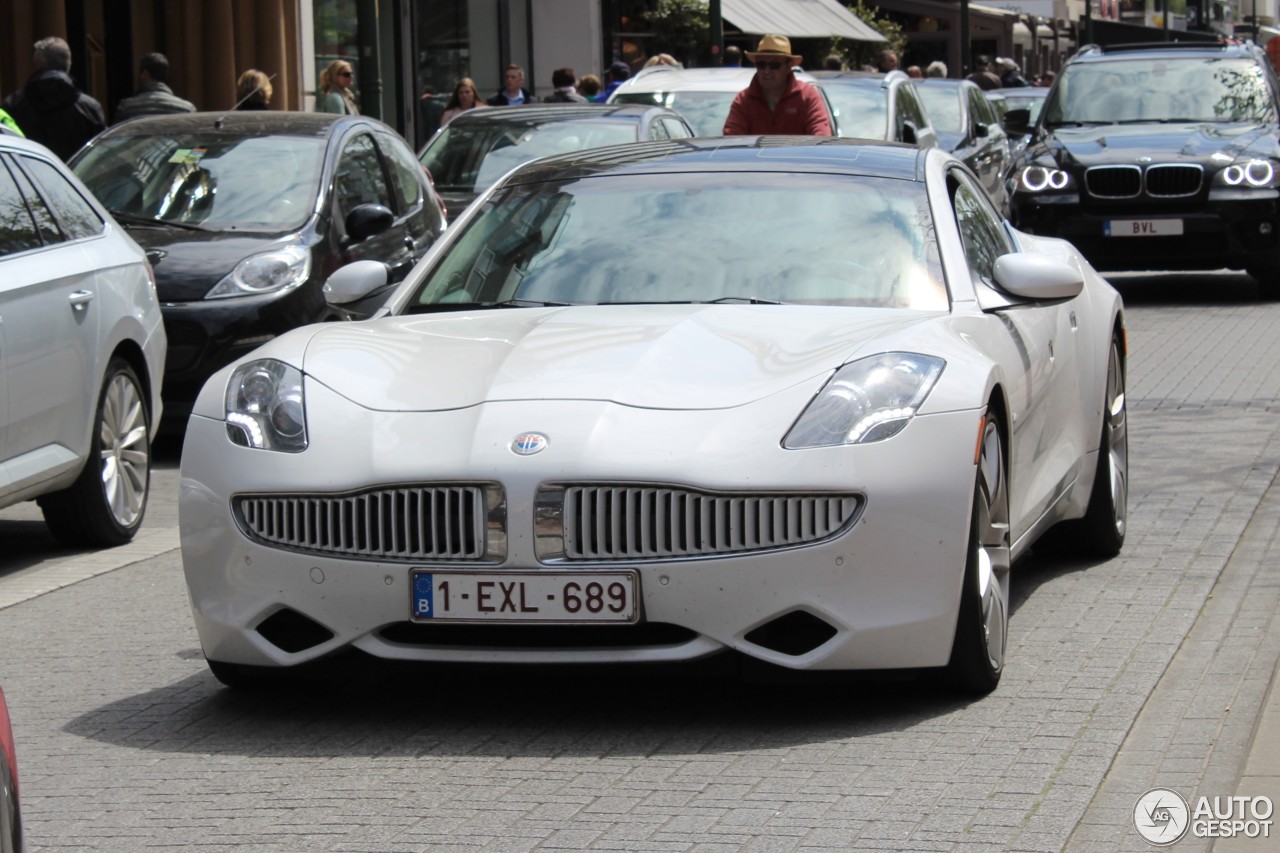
[901,122,918,145]
[323,259,389,306]
[1002,107,1031,136]
[345,203,395,242]
[973,122,990,139]
[993,252,1083,300]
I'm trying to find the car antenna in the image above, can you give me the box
[225,72,278,118]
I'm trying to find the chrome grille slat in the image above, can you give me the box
[545,485,861,561]
[234,484,500,562]
[1145,164,1202,197]
[1085,165,1141,199]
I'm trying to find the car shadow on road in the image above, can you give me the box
[63,650,997,759]
[1106,270,1263,305]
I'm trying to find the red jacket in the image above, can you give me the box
[723,73,832,136]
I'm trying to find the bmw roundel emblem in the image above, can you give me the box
[511,432,549,455]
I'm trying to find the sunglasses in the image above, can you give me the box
[337,70,353,77]
[755,60,787,70]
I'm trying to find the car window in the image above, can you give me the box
[21,155,104,240]
[7,157,61,245]
[897,86,927,133]
[968,88,992,127]
[376,131,424,214]
[0,158,43,256]
[410,173,947,311]
[613,91,734,136]
[952,171,1012,284]
[648,118,670,141]
[662,117,693,138]
[916,86,963,134]
[335,133,394,222]
[73,133,325,231]
[822,83,889,140]
[1046,57,1277,124]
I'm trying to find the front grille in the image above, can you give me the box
[1145,164,1202,197]
[1086,165,1141,198]
[535,485,862,562]
[233,483,505,562]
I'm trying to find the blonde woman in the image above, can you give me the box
[235,69,272,110]
[316,60,359,115]
[441,77,484,126]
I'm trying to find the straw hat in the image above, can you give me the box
[745,34,802,66]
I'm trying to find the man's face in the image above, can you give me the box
[754,56,791,94]
[505,69,523,91]
[883,52,899,69]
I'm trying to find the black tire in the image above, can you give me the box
[945,415,1011,694]
[1248,265,1280,301]
[38,358,151,547]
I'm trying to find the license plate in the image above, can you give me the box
[1105,218,1184,237]
[410,570,639,623]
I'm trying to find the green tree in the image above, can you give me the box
[644,0,709,64]
[824,1,907,71]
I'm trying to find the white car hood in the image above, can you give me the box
[304,305,940,411]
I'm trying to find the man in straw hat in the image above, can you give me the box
[723,35,831,136]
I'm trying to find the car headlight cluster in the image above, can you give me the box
[1017,164,1073,193]
[225,359,308,452]
[205,245,311,299]
[784,352,945,448]
[1215,158,1280,188]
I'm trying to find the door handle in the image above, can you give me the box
[69,290,94,312]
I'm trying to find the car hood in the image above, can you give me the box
[299,305,941,411]
[1042,121,1278,167]
[124,228,293,301]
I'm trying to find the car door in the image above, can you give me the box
[0,151,104,497]
[331,131,418,283]
[950,168,1079,539]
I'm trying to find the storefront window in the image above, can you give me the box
[315,0,360,103]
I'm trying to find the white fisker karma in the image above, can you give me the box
[179,137,1127,694]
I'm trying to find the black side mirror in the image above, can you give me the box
[974,123,990,139]
[1002,107,1031,136]
[345,203,395,243]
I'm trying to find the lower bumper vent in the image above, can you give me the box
[745,611,837,656]
[255,608,335,653]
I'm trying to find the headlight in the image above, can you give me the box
[1016,165,1073,193]
[1214,158,1280,188]
[205,245,311,298]
[225,359,308,452]
[784,352,945,448]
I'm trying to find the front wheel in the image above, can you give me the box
[945,415,1011,694]
[1247,264,1280,301]
[38,358,151,547]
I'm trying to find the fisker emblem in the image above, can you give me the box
[511,433,548,455]
[1138,156,1152,164]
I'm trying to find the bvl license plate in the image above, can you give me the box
[411,570,639,623]
[1105,218,1183,237]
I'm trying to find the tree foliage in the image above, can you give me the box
[824,1,908,71]
[644,0,709,64]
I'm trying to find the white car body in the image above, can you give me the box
[180,139,1125,693]
[0,135,166,546]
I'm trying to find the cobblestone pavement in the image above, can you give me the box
[0,274,1277,852]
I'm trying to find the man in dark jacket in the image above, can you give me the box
[544,67,587,103]
[114,53,196,122]
[1,36,105,161]
[487,65,534,106]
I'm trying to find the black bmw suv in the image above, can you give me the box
[1007,41,1280,297]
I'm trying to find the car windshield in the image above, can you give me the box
[72,133,324,231]
[1001,93,1046,122]
[1044,57,1276,125]
[407,172,947,311]
[915,86,964,134]
[822,84,890,139]
[613,91,733,136]
[421,119,640,193]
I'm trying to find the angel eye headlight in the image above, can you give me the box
[1218,158,1279,188]
[225,358,308,451]
[784,352,945,449]
[1018,165,1072,193]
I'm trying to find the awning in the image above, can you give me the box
[721,0,887,42]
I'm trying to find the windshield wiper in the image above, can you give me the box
[108,209,208,231]
[595,296,785,306]
[1045,120,1109,128]
[406,298,573,314]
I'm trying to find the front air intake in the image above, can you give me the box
[744,611,838,656]
[255,609,334,653]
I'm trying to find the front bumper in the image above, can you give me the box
[180,382,986,674]
[1010,190,1280,273]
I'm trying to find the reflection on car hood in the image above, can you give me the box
[124,229,294,301]
[1044,121,1277,166]
[304,305,937,411]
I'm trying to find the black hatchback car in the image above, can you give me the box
[1007,41,1280,296]
[71,112,446,433]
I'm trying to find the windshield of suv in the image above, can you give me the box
[612,91,733,136]
[1044,57,1276,125]
[73,133,324,231]
[407,172,947,311]
[421,119,640,193]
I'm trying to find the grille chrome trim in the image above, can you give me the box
[1144,163,1202,197]
[535,484,862,562]
[233,483,506,562]
[1085,165,1142,199]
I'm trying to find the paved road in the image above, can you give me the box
[1,273,1277,852]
